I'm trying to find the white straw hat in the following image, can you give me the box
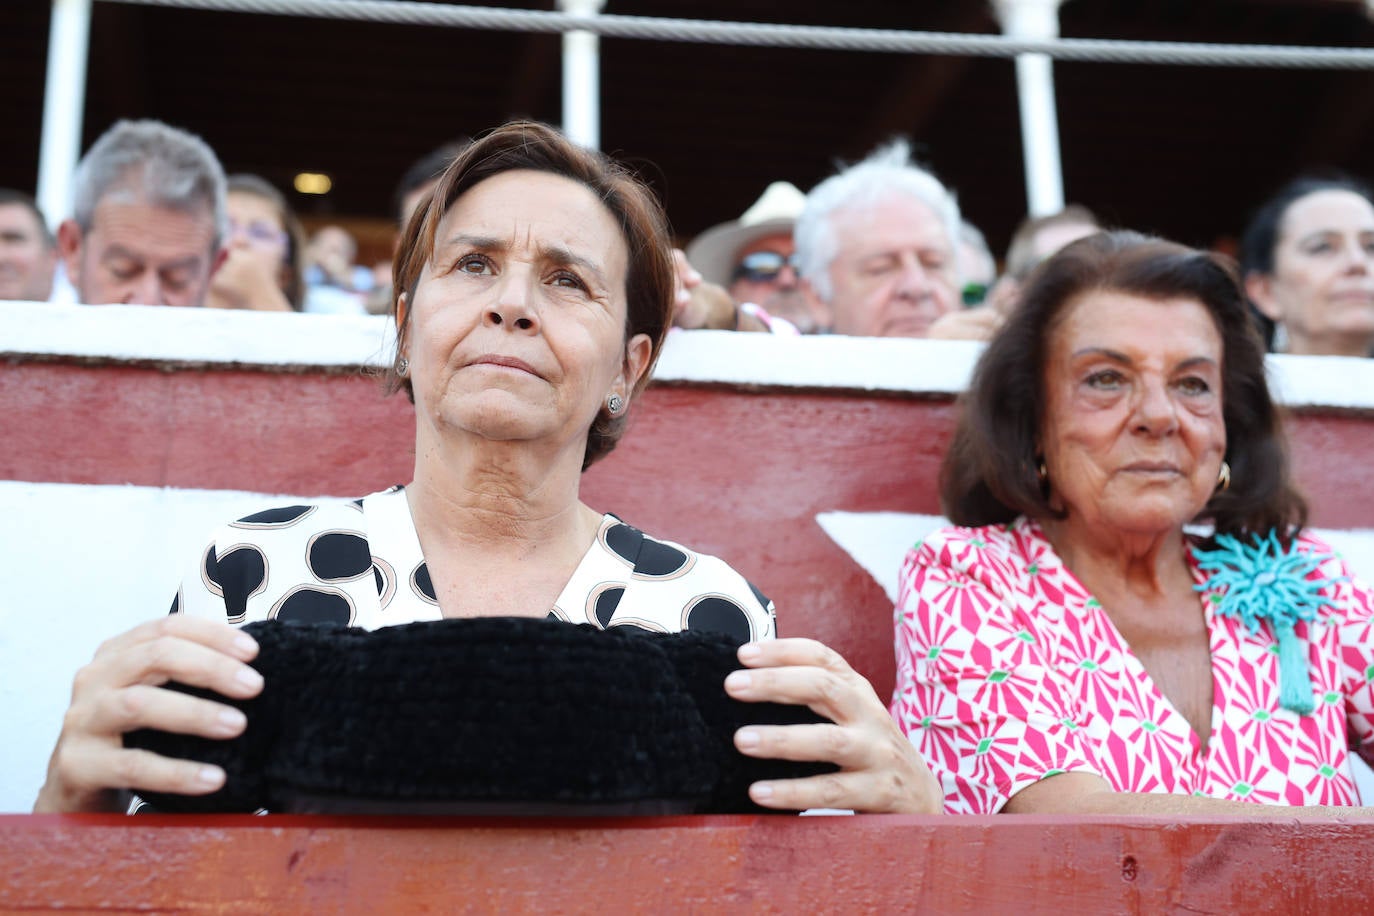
[685,181,807,286]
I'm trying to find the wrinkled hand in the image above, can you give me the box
[207,248,292,311]
[724,638,942,814]
[671,248,737,330]
[33,616,263,813]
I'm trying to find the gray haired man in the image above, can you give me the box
[57,119,227,307]
[794,140,962,338]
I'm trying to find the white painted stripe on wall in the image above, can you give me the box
[3,300,1371,408]
[0,300,397,369]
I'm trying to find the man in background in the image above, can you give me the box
[927,204,1101,340]
[686,181,823,333]
[794,141,962,338]
[0,190,56,302]
[57,119,226,307]
[985,204,1100,314]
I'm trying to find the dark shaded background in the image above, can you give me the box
[3,0,1374,260]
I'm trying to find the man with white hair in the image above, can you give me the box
[794,140,961,338]
[57,119,226,307]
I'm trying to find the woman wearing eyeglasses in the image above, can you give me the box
[206,174,306,312]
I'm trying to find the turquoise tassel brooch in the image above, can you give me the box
[1192,532,1345,715]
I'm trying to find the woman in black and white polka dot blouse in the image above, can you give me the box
[35,122,941,817]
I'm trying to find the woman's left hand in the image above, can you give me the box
[724,638,942,814]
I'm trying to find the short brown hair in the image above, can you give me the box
[942,230,1307,541]
[387,121,676,470]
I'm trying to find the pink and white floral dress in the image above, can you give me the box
[890,517,1374,814]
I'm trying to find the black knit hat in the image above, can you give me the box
[127,618,834,814]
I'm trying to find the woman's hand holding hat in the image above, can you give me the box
[33,616,264,813]
[724,638,943,814]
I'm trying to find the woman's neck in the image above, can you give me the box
[406,428,596,559]
[1039,516,1192,604]
[1284,327,1374,358]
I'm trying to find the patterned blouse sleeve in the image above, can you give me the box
[168,528,235,624]
[1329,548,1374,768]
[890,528,1104,814]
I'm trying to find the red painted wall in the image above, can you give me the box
[5,814,1374,912]
[7,360,1374,696]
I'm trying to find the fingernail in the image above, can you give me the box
[233,633,259,657]
[217,708,247,732]
[196,766,225,789]
[738,643,762,662]
[724,671,751,690]
[751,783,773,801]
[736,729,760,750]
[236,666,264,690]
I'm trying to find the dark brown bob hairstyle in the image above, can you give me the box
[942,230,1307,541]
[386,120,677,470]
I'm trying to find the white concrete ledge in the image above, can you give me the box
[0,300,396,370]
[1,300,1370,408]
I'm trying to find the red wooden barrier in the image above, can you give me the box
[4,813,1374,912]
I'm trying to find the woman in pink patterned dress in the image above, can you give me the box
[892,231,1374,815]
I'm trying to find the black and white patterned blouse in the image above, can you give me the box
[170,485,777,642]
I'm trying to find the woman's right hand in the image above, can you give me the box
[33,616,263,813]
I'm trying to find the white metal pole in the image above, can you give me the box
[994,0,1065,217]
[37,0,93,230]
[558,0,604,150]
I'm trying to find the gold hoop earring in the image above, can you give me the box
[1216,460,1231,492]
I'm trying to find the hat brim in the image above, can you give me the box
[685,218,797,288]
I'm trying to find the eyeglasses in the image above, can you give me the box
[732,250,800,284]
[228,219,288,249]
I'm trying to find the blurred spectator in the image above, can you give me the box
[984,205,1099,315]
[667,248,790,333]
[926,219,1003,341]
[794,140,961,338]
[932,205,1101,342]
[1241,175,1374,356]
[686,181,823,333]
[395,140,470,230]
[366,140,470,315]
[956,219,996,306]
[0,190,57,301]
[303,225,371,315]
[56,119,226,307]
[206,174,305,312]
